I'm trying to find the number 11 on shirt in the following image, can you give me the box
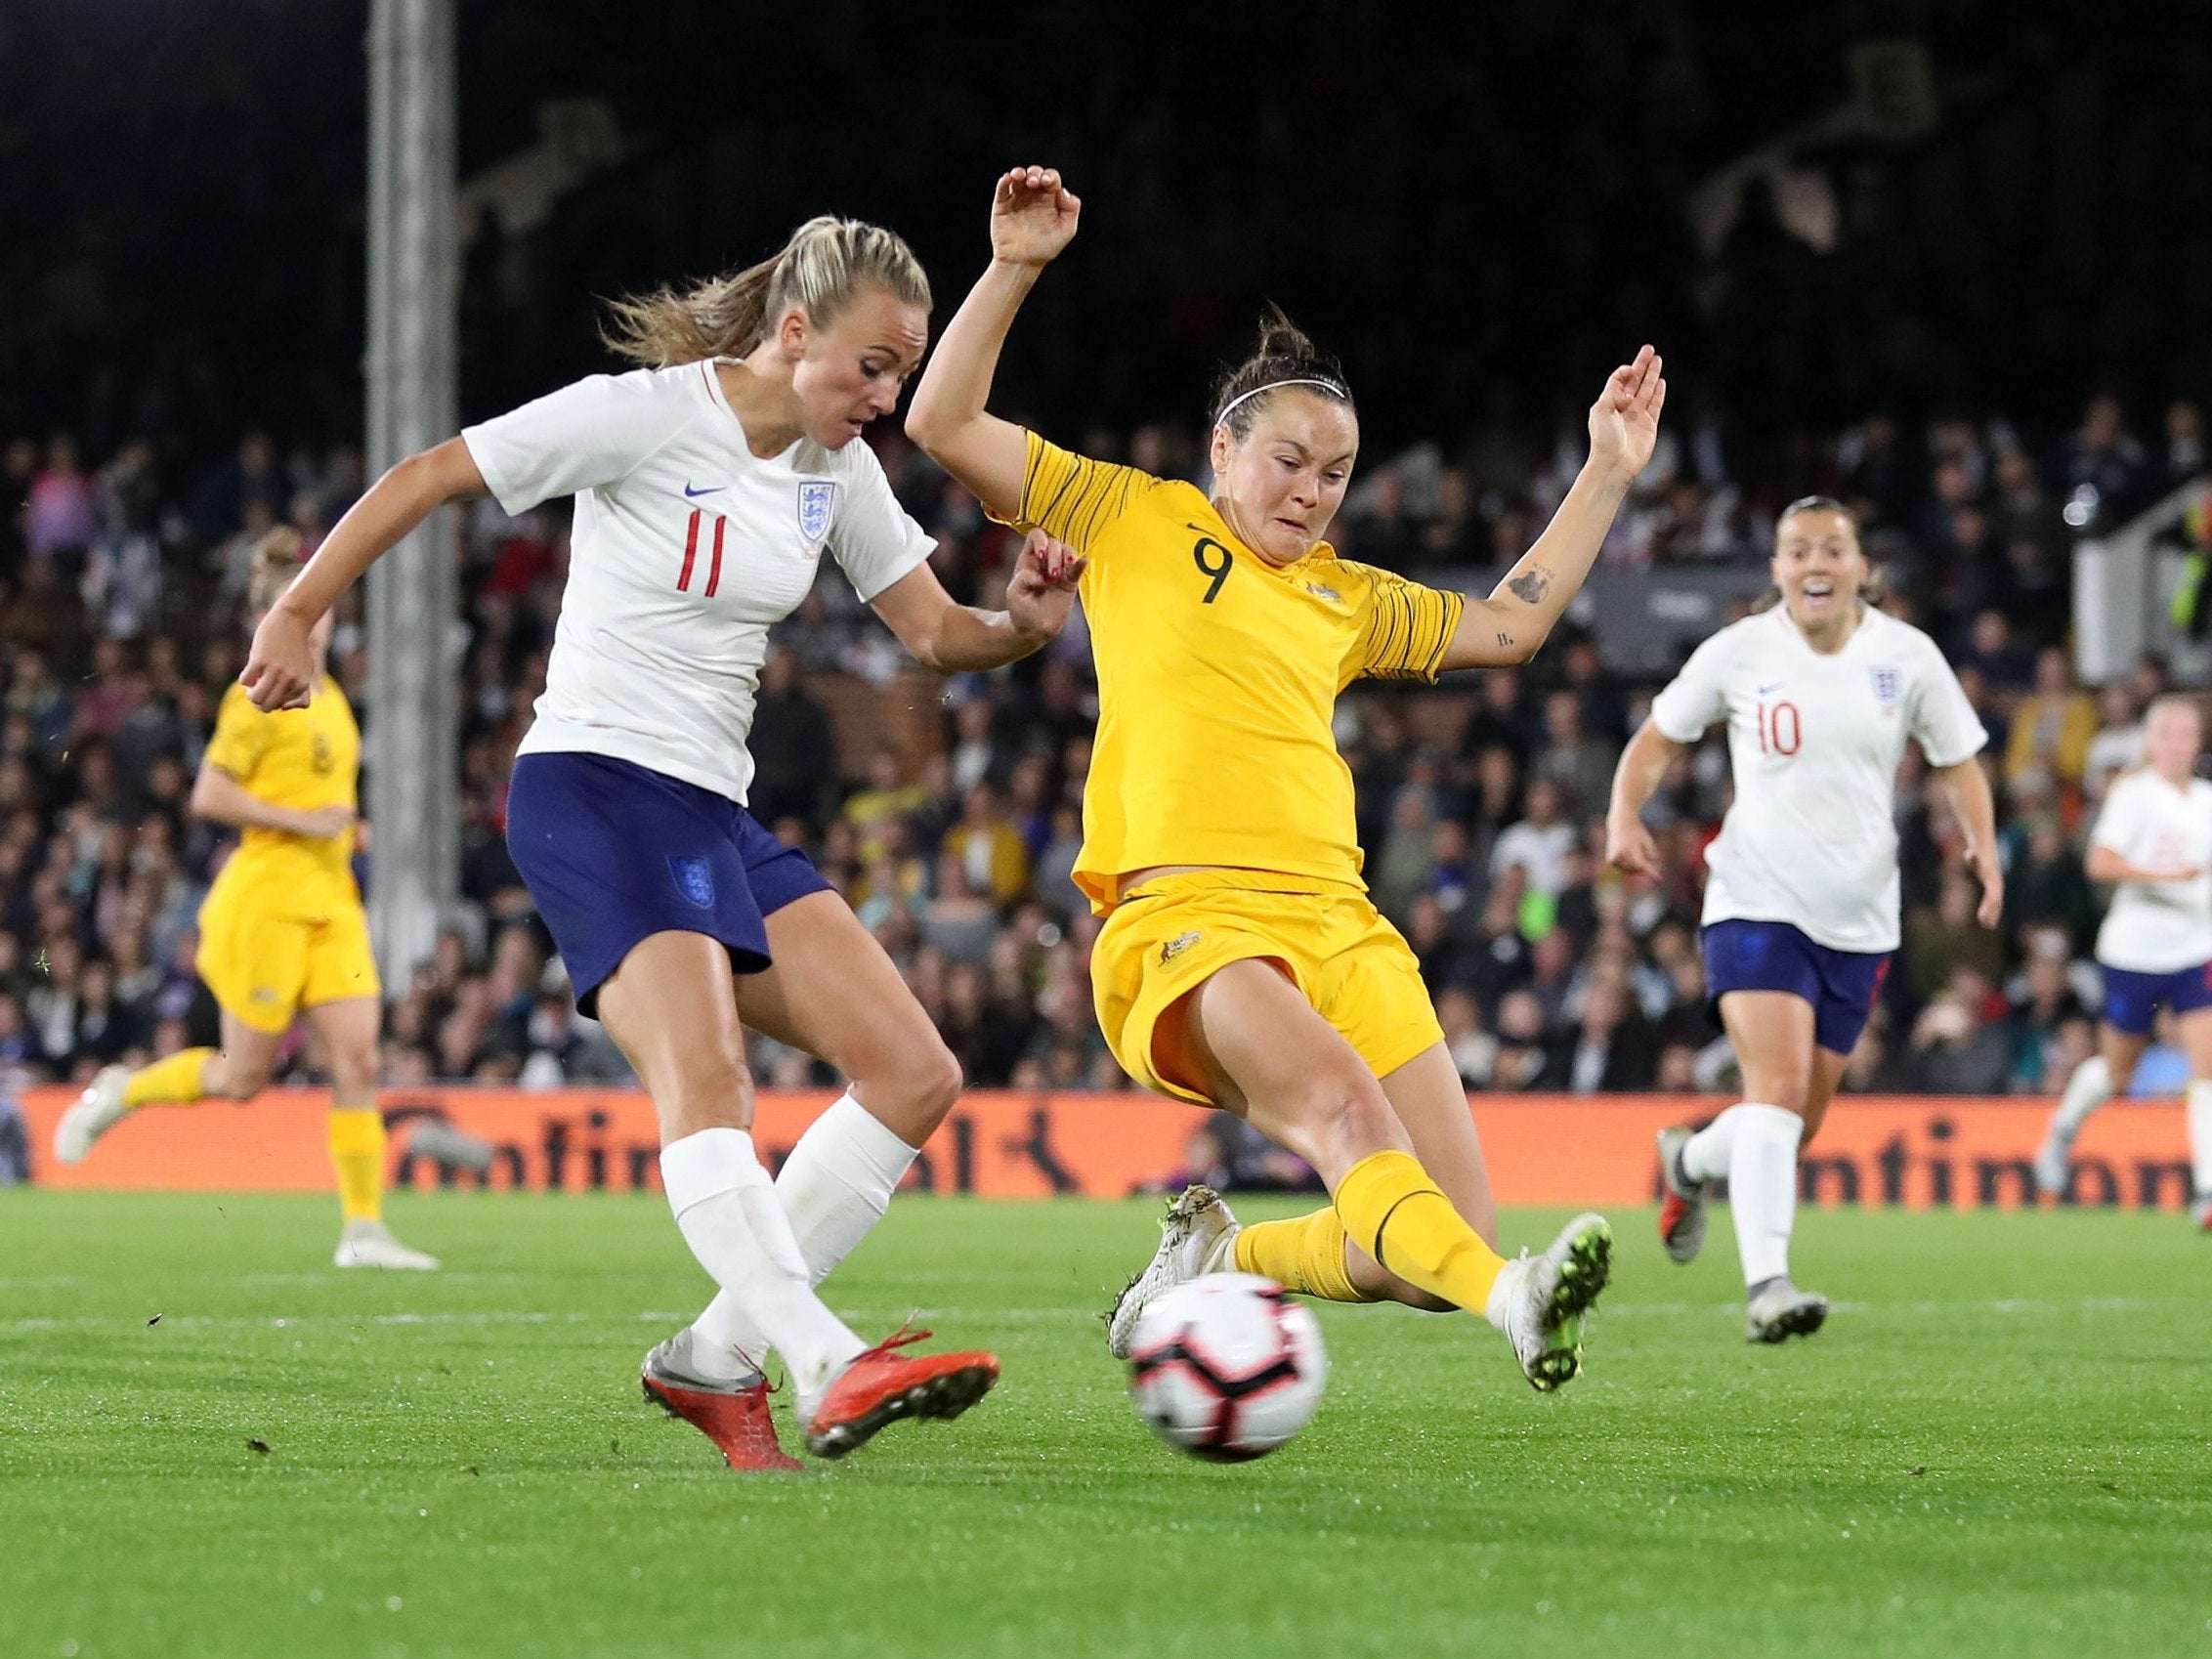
[1757,700,1801,757]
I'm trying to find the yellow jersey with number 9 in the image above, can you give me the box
[1004,433,1464,914]
[201,677,362,916]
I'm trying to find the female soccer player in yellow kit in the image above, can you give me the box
[910,168,1665,1389]
[54,530,437,1270]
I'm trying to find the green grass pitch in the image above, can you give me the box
[2,1190,2208,1659]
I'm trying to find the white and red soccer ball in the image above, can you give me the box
[1127,1273,1328,1460]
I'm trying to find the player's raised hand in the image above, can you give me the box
[1006,530,1087,639]
[1605,811,1661,877]
[241,607,317,711]
[1588,345,1666,480]
[991,166,1081,268]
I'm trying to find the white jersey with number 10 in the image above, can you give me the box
[1648,605,1987,954]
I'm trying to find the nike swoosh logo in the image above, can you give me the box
[683,483,725,498]
[1757,682,1784,695]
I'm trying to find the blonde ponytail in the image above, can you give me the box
[247,526,304,617]
[601,216,930,367]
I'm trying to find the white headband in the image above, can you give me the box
[1215,377,1349,425]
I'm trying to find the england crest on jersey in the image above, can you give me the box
[797,481,837,545]
[1870,664,1903,709]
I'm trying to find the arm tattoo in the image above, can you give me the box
[1506,566,1553,606]
[1496,632,1514,648]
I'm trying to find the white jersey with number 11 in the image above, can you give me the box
[1648,605,1987,954]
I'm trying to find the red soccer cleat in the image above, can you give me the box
[803,1327,1000,1460]
[641,1333,803,1472]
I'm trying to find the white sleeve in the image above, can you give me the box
[2089,780,2143,854]
[1648,633,1731,744]
[1907,642,1989,768]
[461,370,691,515]
[830,447,936,603]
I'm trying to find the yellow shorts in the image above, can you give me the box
[1091,872,1445,1105]
[195,879,382,1034]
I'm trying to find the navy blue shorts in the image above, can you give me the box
[506,752,831,1018]
[1702,918,1891,1056]
[2099,960,2212,1037]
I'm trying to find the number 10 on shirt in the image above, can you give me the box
[1757,700,1802,757]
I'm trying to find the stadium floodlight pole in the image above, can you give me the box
[363,0,461,992]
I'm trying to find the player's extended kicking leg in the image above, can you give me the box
[1659,991,1836,1342]
[1109,960,1609,1390]
[643,892,968,1436]
[603,929,993,1468]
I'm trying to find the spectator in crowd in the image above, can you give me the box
[2003,646,2099,797]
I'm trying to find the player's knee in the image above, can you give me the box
[652,1040,754,1127]
[207,1053,270,1100]
[1295,1074,1399,1170]
[329,1042,379,1096]
[893,1039,964,1132]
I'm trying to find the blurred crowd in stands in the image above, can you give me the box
[0,388,2207,1115]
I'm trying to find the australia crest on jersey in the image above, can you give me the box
[1870,664,1903,711]
[797,480,837,549]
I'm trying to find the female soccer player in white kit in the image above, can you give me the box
[243,217,1086,1467]
[1607,496,2002,1341]
[2034,696,2212,1226]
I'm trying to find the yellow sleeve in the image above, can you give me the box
[999,431,1156,552]
[202,685,273,784]
[1342,561,1466,684]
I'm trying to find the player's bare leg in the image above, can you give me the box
[305,997,438,1270]
[673,892,963,1379]
[1124,960,1607,1390]
[2176,1008,2212,1229]
[1685,993,1831,1343]
[53,1012,283,1165]
[600,929,994,1466]
[2038,1027,2146,1200]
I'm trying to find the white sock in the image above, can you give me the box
[2189,1080,2212,1200]
[2053,1055,2114,1138]
[692,1093,920,1372]
[1680,1105,1744,1185]
[1727,1103,1804,1290]
[659,1127,865,1398]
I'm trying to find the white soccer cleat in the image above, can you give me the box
[1492,1212,1613,1391]
[333,1220,441,1271]
[1104,1185,1241,1359]
[53,1065,131,1166]
[2033,1125,2074,1200]
[1745,1277,1829,1343]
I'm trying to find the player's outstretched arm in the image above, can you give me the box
[1933,755,2006,926]
[870,530,1085,672]
[1439,347,1666,670]
[189,762,354,838]
[2084,844,2205,886]
[241,437,489,711]
[1604,718,1680,874]
[906,166,1081,523]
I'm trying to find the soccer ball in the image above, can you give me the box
[1127,1273,1328,1461]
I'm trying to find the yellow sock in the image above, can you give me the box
[1332,1150,1507,1317]
[1233,1207,1378,1302]
[122,1047,215,1109]
[327,1108,387,1224]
